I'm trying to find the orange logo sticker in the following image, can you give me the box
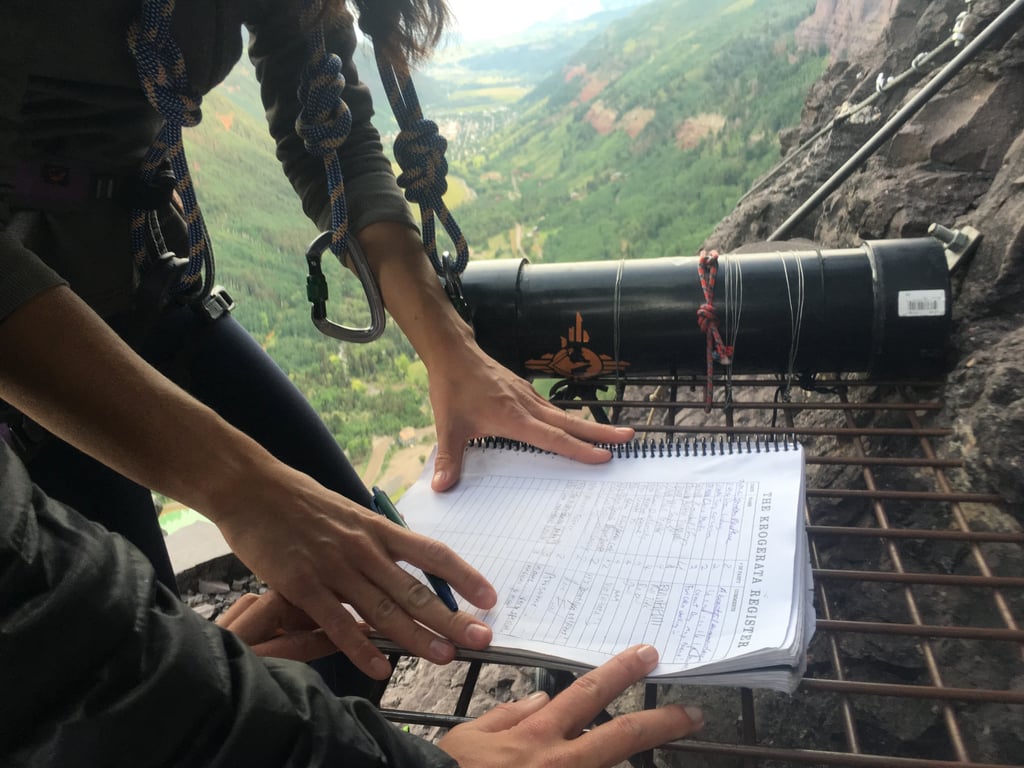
[525,312,629,379]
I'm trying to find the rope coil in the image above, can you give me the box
[127,0,213,299]
[296,9,353,259]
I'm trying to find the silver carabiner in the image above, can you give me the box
[305,230,386,343]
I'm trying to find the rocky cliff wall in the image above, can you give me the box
[711,0,1024,513]
[795,0,902,60]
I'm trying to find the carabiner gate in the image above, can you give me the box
[305,231,386,343]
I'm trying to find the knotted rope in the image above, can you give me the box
[297,1,353,261]
[127,0,212,298]
[129,0,469,315]
[696,249,734,411]
[374,49,469,277]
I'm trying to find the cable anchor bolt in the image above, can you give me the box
[929,222,982,273]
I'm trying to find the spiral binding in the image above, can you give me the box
[469,435,800,458]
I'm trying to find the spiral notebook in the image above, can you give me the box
[395,437,814,692]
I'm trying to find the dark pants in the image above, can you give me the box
[26,305,377,697]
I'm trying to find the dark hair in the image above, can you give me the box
[323,0,450,64]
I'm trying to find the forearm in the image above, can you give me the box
[0,442,457,768]
[356,221,476,369]
[0,285,274,522]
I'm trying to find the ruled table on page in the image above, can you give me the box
[416,469,793,668]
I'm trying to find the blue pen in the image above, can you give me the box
[371,486,459,612]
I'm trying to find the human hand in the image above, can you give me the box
[437,645,704,768]
[427,342,635,491]
[0,283,495,681]
[213,464,497,680]
[214,590,341,661]
[351,221,635,492]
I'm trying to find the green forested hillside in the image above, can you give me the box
[451,0,825,261]
[182,0,822,463]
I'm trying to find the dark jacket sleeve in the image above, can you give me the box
[245,4,417,235]
[0,442,456,768]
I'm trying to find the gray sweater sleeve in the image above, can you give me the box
[0,441,457,768]
[0,219,68,324]
[246,7,417,235]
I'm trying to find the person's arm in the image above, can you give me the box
[0,439,702,767]
[0,284,495,679]
[0,441,457,767]
[248,6,415,236]
[248,11,634,489]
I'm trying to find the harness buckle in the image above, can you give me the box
[194,285,236,323]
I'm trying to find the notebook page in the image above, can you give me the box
[399,443,806,677]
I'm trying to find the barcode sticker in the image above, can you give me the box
[898,290,946,317]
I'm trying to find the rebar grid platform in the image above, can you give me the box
[377,377,1024,767]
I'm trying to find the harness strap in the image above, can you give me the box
[11,162,176,212]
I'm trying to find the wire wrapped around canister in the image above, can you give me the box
[459,238,951,381]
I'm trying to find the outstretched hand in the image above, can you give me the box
[213,462,497,680]
[427,343,635,491]
[438,645,704,767]
[353,222,636,492]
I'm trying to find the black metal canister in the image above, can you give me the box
[460,238,951,381]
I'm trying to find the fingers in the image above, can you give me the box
[431,377,636,489]
[357,545,495,654]
[217,590,313,644]
[220,485,497,680]
[543,645,664,735]
[298,587,397,679]
[390,527,498,612]
[431,443,464,492]
[250,628,339,662]
[437,647,704,768]
[466,691,550,734]
[537,646,704,766]
[574,705,703,768]
[215,591,344,661]
[289,539,494,680]
[527,404,634,464]
[215,592,259,628]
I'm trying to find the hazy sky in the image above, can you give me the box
[446,0,604,42]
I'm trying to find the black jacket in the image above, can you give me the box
[0,441,456,767]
